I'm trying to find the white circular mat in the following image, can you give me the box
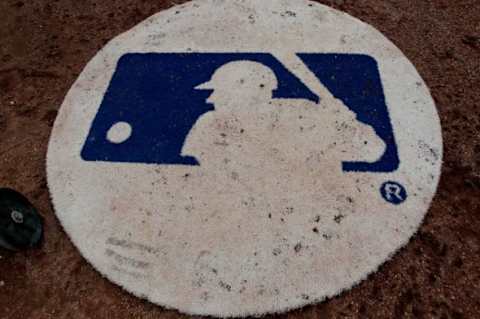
[47,0,442,316]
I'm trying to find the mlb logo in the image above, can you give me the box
[81,53,399,173]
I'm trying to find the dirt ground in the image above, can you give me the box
[0,0,479,318]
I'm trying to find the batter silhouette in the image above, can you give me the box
[182,60,385,179]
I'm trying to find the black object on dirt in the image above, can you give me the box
[0,188,43,251]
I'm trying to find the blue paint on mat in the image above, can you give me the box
[81,53,399,172]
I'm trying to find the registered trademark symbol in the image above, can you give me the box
[380,181,407,205]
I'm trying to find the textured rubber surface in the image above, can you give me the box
[46,0,441,316]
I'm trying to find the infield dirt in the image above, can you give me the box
[0,0,479,318]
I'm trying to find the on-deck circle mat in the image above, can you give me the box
[47,0,442,316]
